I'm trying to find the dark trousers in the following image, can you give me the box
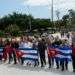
[55,57,60,69]
[0,55,2,60]
[72,55,75,70]
[40,54,46,67]
[13,51,17,64]
[48,56,54,68]
[34,59,39,67]
[61,58,68,71]
[8,53,13,64]
[20,57,24,65]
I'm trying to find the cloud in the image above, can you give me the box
[23,0,50,6]
[23,0,75,20]
[23,0,75,9]
[24,0,75,7]
[23,0,75,15]
[23,0,75,13]
[47,0,75,15]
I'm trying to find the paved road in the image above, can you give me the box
[0,62,75,75]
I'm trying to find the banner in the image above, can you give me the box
[19,48,38,61]
[0,45,72,61]
[0,48,3,55]
[55,45,72,61]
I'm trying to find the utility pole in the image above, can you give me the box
[56,10,60,31]
[51,0,53,23]
[51,0,54,33]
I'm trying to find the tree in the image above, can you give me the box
[0,30,4,37]
[5,24,20,36]
[56,10,60,31]
[0,12,53,34]
[68,9,75,31]
[62,14,69,32]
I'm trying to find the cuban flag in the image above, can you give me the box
[19,47,38,61]
[47,45,58,57]
[0,47,3,60]
[0,47,3,55]
[56,45,72,61]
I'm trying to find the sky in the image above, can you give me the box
[0,0,75,20]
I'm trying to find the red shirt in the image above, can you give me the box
[3,45,11,59]
[5,45,14,54]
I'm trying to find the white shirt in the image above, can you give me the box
[19,42,33,48]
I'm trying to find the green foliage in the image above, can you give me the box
[11,30,19,37]
[5,24,20,32]
[0,30,4,37]
[0,12,52,34]
[62,15,69,28]
[68,9,75,25]
[1,9,75,34]
[5,24,20,36]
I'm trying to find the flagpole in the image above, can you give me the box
[51,0,53,23]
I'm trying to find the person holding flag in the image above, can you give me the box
[58,40,71,71]
[47,38,58,68]
[52,37,62,69]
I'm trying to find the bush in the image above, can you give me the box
[0,31,4,37]
[11,30,20,37]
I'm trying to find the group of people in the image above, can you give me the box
[0,32,75,72]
